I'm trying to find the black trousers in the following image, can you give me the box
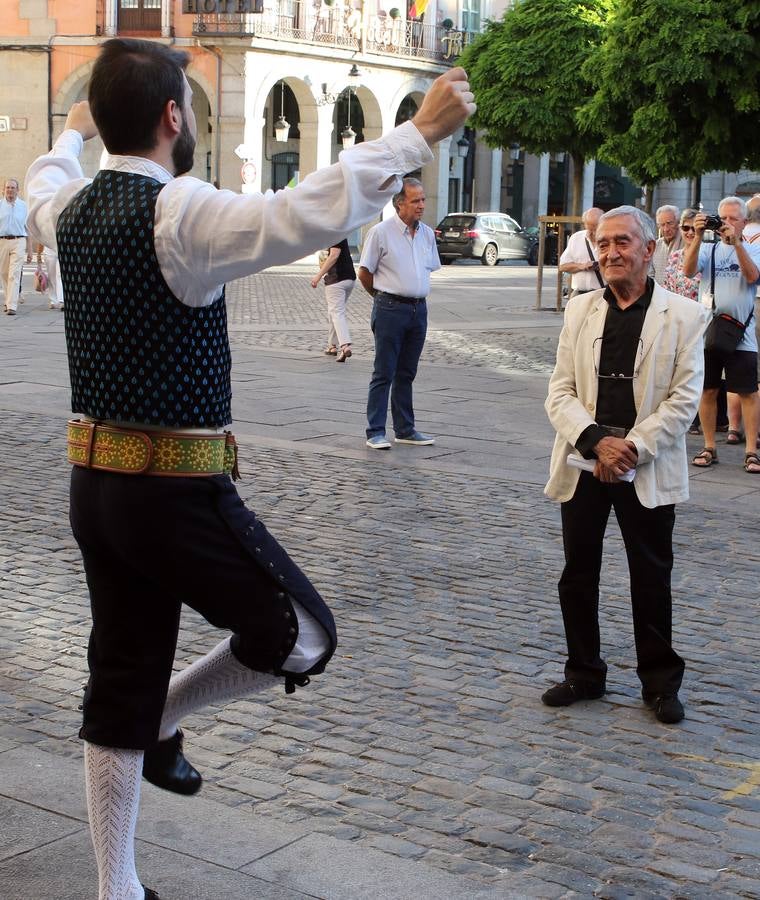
[558,472,684,696]
[70,467,337,749]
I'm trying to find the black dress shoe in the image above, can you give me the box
[645,693,685,724]
[541,680,605,707]
[142,729,202,795]
[143,887,161,900]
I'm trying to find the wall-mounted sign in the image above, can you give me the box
[183,0,263,12]
[0,116,10,133]
[241,161,257,185]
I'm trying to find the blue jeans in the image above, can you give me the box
[366,295,427,438]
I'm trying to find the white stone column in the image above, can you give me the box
[489,147,502,211]
[162,0,172,37]
[582,159,595,211]
[538,153,550,216]
[104,0,117,35]
[298,111,335,179]
[422,136,451,226]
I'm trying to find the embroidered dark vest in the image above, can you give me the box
[57,170,232,428]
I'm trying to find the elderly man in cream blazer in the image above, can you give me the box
[543,205,706,725]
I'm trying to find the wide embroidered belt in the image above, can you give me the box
[66,420,239,478]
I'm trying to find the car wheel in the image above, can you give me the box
[528,245,538,266]
[481,243,499,266]
[440,258,454,265]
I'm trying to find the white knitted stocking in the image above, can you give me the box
[158,637,278,741]
[84,742,145,900]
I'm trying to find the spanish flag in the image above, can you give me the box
[409,0,429,18]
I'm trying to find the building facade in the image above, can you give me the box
[0,0,507,237]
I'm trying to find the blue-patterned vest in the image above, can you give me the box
[57,170,232,428]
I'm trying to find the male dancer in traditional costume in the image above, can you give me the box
[26,38,474,900]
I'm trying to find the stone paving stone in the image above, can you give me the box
[2,277,760,898]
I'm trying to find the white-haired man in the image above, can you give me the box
[543,205,705,725]
[684,196,760,474]
[559,206,604,297]
[651,204,682,284]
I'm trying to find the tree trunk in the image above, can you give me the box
[643,184,655,216]
[571,154,584,217]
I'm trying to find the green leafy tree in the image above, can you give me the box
[580,0,760,205]
[459,0,611,216]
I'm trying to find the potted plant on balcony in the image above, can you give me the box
[388,7,401,18]
[442,18,454,29]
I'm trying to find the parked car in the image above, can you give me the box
[434,212,533,266]
[524,226,559,266]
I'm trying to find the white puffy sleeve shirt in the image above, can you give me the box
[25,122,433,308]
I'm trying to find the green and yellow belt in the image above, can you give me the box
[67,419,239,478]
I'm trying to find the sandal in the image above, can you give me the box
[336,344,352,363]
[744,452,760,474]
[726,429,744,445]
[692,448,718,468]
[324,346,338,356]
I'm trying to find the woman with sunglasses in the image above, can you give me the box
[663,209,701,300]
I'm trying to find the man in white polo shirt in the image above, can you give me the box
[358,177,441,449]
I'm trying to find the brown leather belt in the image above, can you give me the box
[67,420,239,478]
[1,235,25,239]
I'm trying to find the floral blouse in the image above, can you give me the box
[662,248,701,301]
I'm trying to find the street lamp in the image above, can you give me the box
[274,81,290,142]
[340,65,361,149]
[509,142,521,160]
[341,90,356,149]
[456,135,470,158]
[318,63,363,106]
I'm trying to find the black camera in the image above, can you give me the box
[703,214,723,231]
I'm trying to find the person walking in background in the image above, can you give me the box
[0,178,33,316]
[35,243,65,310]
[311,237,355,362]
[651,205,682,284]
[26,36,475,900]
[558,207,604,298]
[359,177,440,450]
[543,206,704,725]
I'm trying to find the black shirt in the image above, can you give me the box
[324,238,357,285]
[576,278,654,458]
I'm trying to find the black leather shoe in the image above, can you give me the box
[646,693,685,724]
[142,729,202,795]
[143,888,161,900]
[541,680,605,707]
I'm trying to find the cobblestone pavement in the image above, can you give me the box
[226,267,560,374]
[1,271,759,899]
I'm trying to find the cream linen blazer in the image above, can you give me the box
[545,283,707,509]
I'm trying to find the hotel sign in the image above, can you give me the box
[183,0,262,12]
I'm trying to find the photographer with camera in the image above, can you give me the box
[683,196,760,473]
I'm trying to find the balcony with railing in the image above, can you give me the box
[192,2,475,63]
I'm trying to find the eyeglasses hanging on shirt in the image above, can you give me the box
[592,337,644,380]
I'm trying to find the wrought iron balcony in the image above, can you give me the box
[193,3,475,63]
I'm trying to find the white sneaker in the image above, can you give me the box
[366,434,392,450]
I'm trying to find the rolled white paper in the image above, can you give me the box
[566,453,636,482]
